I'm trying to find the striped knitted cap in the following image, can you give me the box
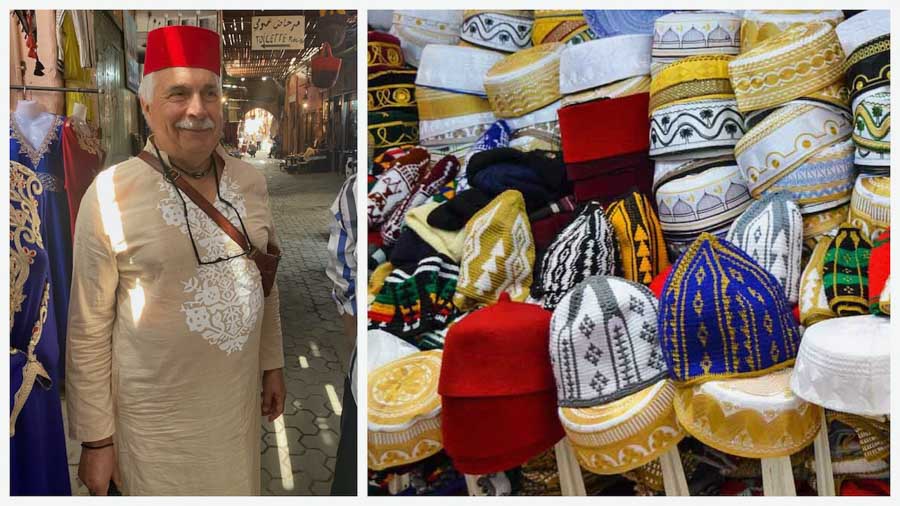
[550,276,667,407]
[534,202,618,310]
[824,224,873,316]
[726,192,804,304]
[605,192,670,287]
[658,233,801,384]
[453,190,535,311]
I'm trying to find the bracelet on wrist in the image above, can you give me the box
[81,441,114,450]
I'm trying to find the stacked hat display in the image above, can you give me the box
[368,31,419,166]
[551,276,685,475]
[367,10,892,497]
[415,45,503,164]
[649,12,750,256]
[558,34,654,204]
[836,10,891,174]
[730,19,855,244]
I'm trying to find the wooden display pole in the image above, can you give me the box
[554,439,587,496]
[658,446,690,496]
[464,474,481,496]
[813,406,835,496]
[761,456,796,496]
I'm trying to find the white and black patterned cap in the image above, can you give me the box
[549,275,668,407]
[533,202,618,309]
[726,191,803,304]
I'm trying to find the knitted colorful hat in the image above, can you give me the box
[439,293,565,474]
[559,379,684,475]
[823,224,872,316]
[368,69,418,113]
[799,236,837,328]
[380,155,461,246]
[868,230,890,314]
[848,175,890,242]
[367,148,429,226]
[453,191,535,311]
[390,11,463,68]
[726,192,804,304]
[604,192,670,286]
[791,315,890,416]
[368,31,406,72]
[404,202,466,263]
[658,233,802,384]
[674,368,821,458]
[550,276,668,407]
[533,202,618,310]
[368,254,460,348]
[368,350,444,470]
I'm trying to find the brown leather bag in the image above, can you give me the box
[137,151,281,296]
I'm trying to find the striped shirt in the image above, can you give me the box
[326,174,357,316]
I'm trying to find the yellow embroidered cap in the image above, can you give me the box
[649,55,735,113]
[559,380,685,475]
[734,102,853,198]
[729,22,845,113]
[368,350,444,471]
[485,43,564,118]
[674,368,821,459]
[740,10,844,52]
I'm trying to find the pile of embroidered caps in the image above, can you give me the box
[366,10,890,497]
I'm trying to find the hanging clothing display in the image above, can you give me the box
[62,116,103,234]
[57,11,98,122]
[10,108,72,381]
[10,160,71,496]
[9,10,65,114]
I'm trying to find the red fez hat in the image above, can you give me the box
[144,26,221,77]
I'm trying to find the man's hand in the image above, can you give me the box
[78,437,121,496]
[261,368,286,422]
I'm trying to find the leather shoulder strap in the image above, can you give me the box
[137,151,251,252]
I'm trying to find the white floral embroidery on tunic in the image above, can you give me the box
[157,174,263,353]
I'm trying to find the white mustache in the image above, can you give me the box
[175,118,215,130]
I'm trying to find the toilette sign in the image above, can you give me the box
[251,16,305,50]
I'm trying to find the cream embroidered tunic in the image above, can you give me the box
[66,142,284,495]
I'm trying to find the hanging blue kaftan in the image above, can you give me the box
[10,160,71,495]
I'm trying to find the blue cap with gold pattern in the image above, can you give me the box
[658,233,801,384]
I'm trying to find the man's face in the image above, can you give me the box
[141,67,223,161]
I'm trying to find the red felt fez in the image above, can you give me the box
[144,26,221,77]
[438,293,564,473]
[558,93,651,163]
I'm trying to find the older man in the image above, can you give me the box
[66,25,285,495]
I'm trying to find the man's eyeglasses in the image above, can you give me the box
[155,145,252,266]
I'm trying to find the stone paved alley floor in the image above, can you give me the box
[64,156,352,496]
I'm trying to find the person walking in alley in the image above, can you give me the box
[66,25,285,495]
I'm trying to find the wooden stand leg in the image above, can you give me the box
[554,439,587,496]
[761,456,797,496]
[813,406,835,496]
[658,446,690,496]
[464,474,481,496]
